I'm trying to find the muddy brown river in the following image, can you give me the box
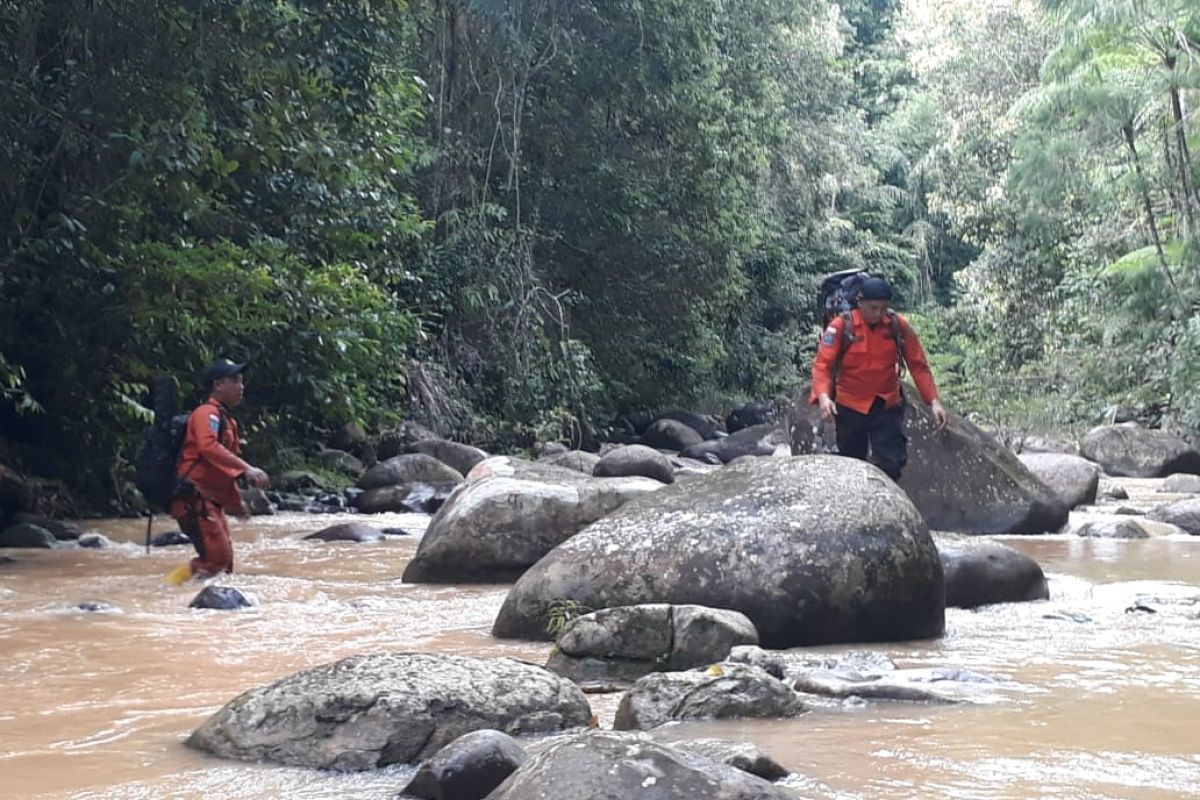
[3,480,1200,799]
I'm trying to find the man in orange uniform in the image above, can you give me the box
[811,277,947,480]
[170,359,270,579]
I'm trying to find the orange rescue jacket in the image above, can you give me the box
[810,309,939,414]
[171,397,248,514]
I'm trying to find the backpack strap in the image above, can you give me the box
[888,309,907,377]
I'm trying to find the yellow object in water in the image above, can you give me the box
[164,564,192,586]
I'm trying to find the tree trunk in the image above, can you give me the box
[1121,124,1176,292]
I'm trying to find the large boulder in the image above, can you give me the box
[1148,499,1200,535]
[275,470,329,494]
[639,419,704,451]
[613,664,803,731]
[493,456,945,647]
[186,653,592,770]
[357,454,464,491]
[934,533,1049,608]
[402,729,526,800]
[403,457,662,584]
[0,522,58,549]
[0,464,33,525]
[316,448,365,477]
[725,402,774,434]
[330,421,367,453]
[1016,453,1101,509]
[409,439,489,477]
[1080,424,1200,478]
[486,732,797,800]
[681,423,787,464]
[537,450,601,475]
[546,604,759,686]
[1161,473,1200,494]
[1012,433,1079,456]
[593,445,675,484]
[790,389,1068,534]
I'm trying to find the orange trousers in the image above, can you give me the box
[173,498,234,578]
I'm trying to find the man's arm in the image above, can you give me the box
[898,315,947,427]
[811,317,845,421]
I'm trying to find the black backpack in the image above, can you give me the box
[816,269,905,372]
[133,375,192,512]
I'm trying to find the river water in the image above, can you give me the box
[2,480,1199,799]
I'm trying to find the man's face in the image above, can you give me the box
[212,374,245,407]
[859,299,889,326]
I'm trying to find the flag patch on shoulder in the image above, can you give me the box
[209,414,221,433]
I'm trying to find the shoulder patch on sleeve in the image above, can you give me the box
[209,414,221,433]
[821,326,838,347]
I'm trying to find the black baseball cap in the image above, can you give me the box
[860,277,893,301]
[202,358,247,386]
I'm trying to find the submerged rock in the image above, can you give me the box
[671,739,790,782]
[613,663,804,731]
[934,533,1049,608]
[1148,499,1200,535]
[0,523,57,549]
[792,666,997,704]
[189,586,253,610]
[1073,519,1151,539]
[303,522,384,543]
[150,530,192,547]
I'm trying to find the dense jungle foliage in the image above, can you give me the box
[0,0,1196,510]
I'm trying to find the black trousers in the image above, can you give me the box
[835,397,907,480]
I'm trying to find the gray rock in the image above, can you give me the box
[613,663,804,730]
[403,457,661,584]
[493,456,944,648]
[1099,482,1130,500]
[403,729,526,800]
[547,604,759,686]
[186,653,592,770]
[409,439,489,477]
[330,421,367,451]
[317,448,365,477]
[486,731,796,800]
[275,471,329,494]
[190,586,253,609]
[0,523,58,549]
[14,513,83,541]
[672,739,790,782]
[593,445,675,484]
[1012,434,1079,455]
[1074,518,1151,539]
[934,533,1049,608]
[74,600,121,613]
[77,532,112,549]
[726,402,774,434]
[0,464,32,523]
[1148,499,1200,535]
[792,666,996,704]
[1080,424,1200,478]
[791,391,1068,534]
[150,530,192,547]
[1113,506,1147,515]
[1017,453,1101,509]
[358,454,464,491]
[377,421,440,460]
[640,419,704,451]
[537,450,601,475]
[681,424,785,464]
[240,487,275,515]
[536,442,570,458]
[303,523,384,543]
[353,483,458,515]
[1161,473,1200,494]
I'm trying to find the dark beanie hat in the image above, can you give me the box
[860,277,893,301]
